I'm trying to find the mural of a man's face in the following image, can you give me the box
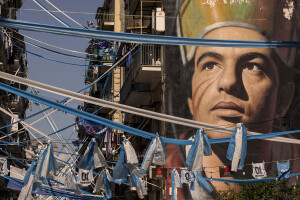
[188,27,283,137]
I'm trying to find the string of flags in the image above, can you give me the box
[0,121,299,199]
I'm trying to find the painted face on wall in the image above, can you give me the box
[188,27,280,137]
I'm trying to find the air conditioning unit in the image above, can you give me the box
[153,8,165,33]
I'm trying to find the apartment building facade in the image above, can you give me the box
[0,0,30,199]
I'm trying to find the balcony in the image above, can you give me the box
[83,92,114,114]
[120,72,152,106]
[131,45,161,83]
[95,8,114,31]
[125,16,151,34]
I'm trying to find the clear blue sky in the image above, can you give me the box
[18,0,103,149]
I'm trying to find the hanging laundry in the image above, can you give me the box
[186,129,212,172]
[126,51,132,68]
[194,171,213,193]
[93,41,109,49]
[78,169,93,187]
[76,138,108,170]
[226,123,247,172]
[171,168,182,200]
[252,162,267,179]
[82,119,108,139]
[130,172,147,199]
[277,162,290,181]
[93,169,112,198]
[113,143,128,182]
[104,128,113,158]
[64,171,81,194]
[35,143,60,179]
[140,133,167,174]
[0,157,8,176]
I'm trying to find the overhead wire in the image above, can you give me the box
[17,30,95,55]
[5,30,93,60]
[0,34,112,67]
[0,45,139,143]
[44,0,85,28]
[32,0,70,27]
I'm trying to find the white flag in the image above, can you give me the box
[79,169,93,186]
[0,157,8,176]
[252,162,267,179]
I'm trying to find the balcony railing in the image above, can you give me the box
[97,12,114,30]
[131,44,161,80]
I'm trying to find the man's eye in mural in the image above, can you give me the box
[202,62,220,71]
[242,63,263,72]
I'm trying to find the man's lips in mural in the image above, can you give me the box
[211,101,244,118]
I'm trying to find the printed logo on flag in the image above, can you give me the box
[252,163,267,179]
[79,169,93,187]
[180,167,194,184]
[0,157,8,176]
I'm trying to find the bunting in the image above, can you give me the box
[171,168,182,200]
[35,143,60,179]
[195,171,213,193]
[18,161,37,200]
[93,169,112,198]
[140,133,167,174]
[77,138,108,170]
[277,162,290,181]
[130,172,147,199]
[123,137,139,164]
[113,143,128,182]
[186,129,212,171]
[226,123,247,172]
[64,171,81,194]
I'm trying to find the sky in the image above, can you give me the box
[16,0,103,152]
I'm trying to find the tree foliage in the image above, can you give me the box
[217,179,300,200]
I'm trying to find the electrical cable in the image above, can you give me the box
[4,30,93,60]
[44,0,85,28]
[0,45,139,138]
[32,0,70,27]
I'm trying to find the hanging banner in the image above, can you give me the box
[252,163,267,179]
[79,169,93,187]
[0,157,8,176]
[82,119,108,139]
